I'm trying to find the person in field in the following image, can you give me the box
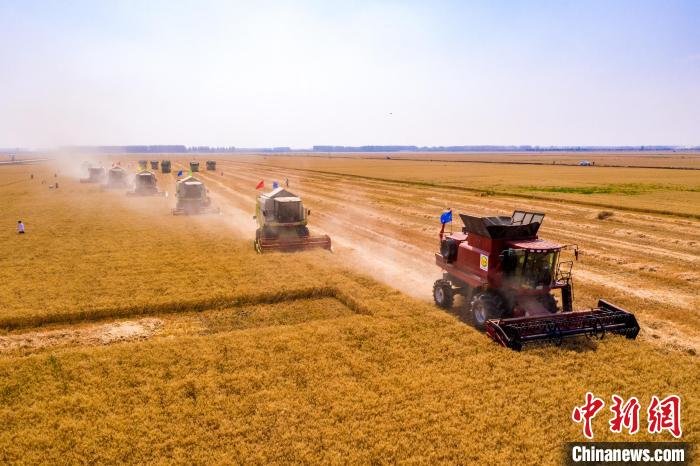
[17,220,25,234]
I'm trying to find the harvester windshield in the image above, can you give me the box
[109,167,125,180]
[89,167,104,178]
[136,173,156,187]
[276,198,303,223]
[182,182,203,198]
[502,241,560,288]
[519,251,558,288]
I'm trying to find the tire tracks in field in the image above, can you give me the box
[223,158,700,219]
[189,160,438,298]
[180,159,699,325]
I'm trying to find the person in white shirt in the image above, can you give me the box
[17,220,25,234]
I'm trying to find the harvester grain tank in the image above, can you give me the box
[206,160,216,171]
[434,210,639,350]
[127,170,165,196]
[171,175,219,215]
[254,187,331,253]
[150,160,159,170]
[80,166,105,183]
[104,166,129,189]
[190,161,200,172]
[161,160,171,173]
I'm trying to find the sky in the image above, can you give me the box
[1,0,699,148]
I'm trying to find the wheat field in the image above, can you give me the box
[1,156,697,463]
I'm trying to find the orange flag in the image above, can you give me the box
[255,180,264,190]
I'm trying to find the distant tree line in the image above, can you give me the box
[28,144,700,154]
[87,145,289,153]
[187,146,238,153]
[312,145,698,152]
[97,145,188,153]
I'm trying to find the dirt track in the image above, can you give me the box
[0,318,162,354]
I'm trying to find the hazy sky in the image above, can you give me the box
[1,0,699,148]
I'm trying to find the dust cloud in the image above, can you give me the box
[46,153,439,301]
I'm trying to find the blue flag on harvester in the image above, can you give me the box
[440,209,452,224]
[177,169,183,177]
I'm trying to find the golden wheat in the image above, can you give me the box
[0,160,697,464]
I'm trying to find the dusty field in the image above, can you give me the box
[1,157,697,463]
[170,154,700,349]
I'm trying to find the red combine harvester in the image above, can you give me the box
[434,210,639,350]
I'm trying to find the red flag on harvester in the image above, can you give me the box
[255,180,264,190]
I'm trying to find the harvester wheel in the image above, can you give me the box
[433,279,454,309]
[470,292,505,329]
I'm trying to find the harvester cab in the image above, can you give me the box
[171,175,219,215]
[150,160,159,170]
[206,160,216,171]
[127,170,165,196]
[80,166,105,183]
[254,187,332,253]
[161,160,172,173]
[434,210,639,350]
[104,166,129,189]
[190,161,200,172]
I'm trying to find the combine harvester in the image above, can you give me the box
[190,161,200,172]
[103,166,129,189]
[80,166,105,183]
[434,210,639,350]
[161,160,171,173]
[206,160,216,171]
[150,160,159,170]
[254,187,332,253]
[127,170,166,197]
[171,175,219,215]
